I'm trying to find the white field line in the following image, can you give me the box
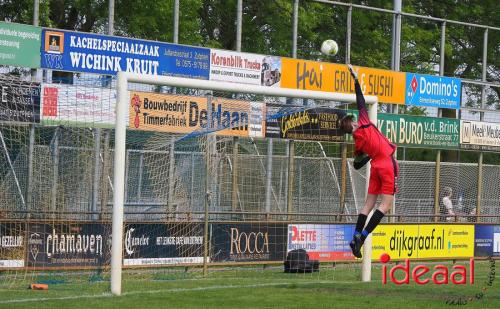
[0,280,361,304]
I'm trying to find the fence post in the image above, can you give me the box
[168,141,176,217]
[434,150,441,223]
[173,0,179,43]
[203,137,212,277]
[51,128,60,217]
[265,139,273,213]
[231,137,239,213]
[92,128,102,220]
[346,5,352,63]
[339,144,347,220]
[100,131,110,218]
[292,0,299,58]
[287,141,295,219]
[26,124,35,217]
[477,153,483,222]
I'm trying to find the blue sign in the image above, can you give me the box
[40,29,210,79]
[475,225,494,257]
[405,73,461,109]
[474,225,500,257]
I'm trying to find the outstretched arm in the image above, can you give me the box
[348,65,370,125]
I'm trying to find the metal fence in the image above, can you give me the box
[1,128,499,224]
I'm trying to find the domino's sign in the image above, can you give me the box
[405,73,461,109]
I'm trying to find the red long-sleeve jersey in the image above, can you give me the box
[352,82,396,161]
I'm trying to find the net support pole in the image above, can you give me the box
[339,144,347,220]
[111,73,128,296]
[361,100,378,282]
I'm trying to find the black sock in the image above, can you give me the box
[361,210,385,241]
[355,214,367,235]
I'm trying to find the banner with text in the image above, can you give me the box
[371,224,474,260]
[123,223,205,266]
[460,120,500,152]
[210,49,281,87]
[40,29,210,78]
[287,224,355,261]
[280,58,406,104]
[0,22,41,68]
[0,222,25,268]
[26,223,110,268]
[405,73,461,109]
[129,91,265,138]
[265,104,346,142]
[0,79,40,123]
[40,83,117,127]
[211,223,287,262]
[378,113,459,149]
[474,225,500,257]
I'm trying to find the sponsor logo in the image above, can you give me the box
[124,228,150,255]
[380,253,474,285]
[42,86,58,116]
[0,235,23,248]
[229,227,269,260]
[288,225,317,251]
[46,229,103,258]
[28,233,43,260]
[131,94,141,128]
[44,31,64,54]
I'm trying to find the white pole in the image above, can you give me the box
[120,73,377,104]
[111,72,128,295]
[361,99,378,282]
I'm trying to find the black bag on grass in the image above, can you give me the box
[284,249,319,273]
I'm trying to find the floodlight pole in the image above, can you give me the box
[361,99,378,282]
[111,72,377,295]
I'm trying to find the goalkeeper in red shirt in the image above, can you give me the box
[341,64,399,258]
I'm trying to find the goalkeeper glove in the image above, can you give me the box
[353,153,370,170]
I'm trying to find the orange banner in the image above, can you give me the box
[280,58,406,104]
[129,92,260,137]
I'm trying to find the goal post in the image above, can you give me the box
[112,71,378,295]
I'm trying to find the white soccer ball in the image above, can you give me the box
[321,39,338,56]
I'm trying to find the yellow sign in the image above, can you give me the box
[371,224,474,260]
[129,92,256,137]
[280,58,406,104]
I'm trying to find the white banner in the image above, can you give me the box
[124,257,205,266]
[460,120,500,151]
[0,259,24,268]
[40,83,118,127]
[249,102,265,138]
[209,49,281,87]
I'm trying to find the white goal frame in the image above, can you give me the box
[112,71,378,295]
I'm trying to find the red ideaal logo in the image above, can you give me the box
[380,253,474,285]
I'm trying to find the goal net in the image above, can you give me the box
[109,72,377,294]
[1,71,382,295]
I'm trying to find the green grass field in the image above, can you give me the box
[0,261,498,308]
